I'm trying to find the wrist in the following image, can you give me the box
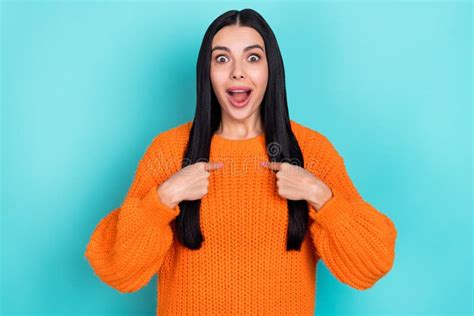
[307,182,333,211]
[157,182,180,209]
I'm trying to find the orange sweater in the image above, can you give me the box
[84,119,397,315]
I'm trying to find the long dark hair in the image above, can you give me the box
[174,8,309,251]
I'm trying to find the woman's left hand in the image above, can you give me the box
[260,161,333,211]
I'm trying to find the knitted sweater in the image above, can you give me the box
[84,119,397,315]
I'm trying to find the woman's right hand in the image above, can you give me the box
[157,161,224,209]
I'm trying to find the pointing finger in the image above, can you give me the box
[205,162,224,171]
[260,161,281,171]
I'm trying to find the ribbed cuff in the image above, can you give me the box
[142,183,180,225]
[309,189,354,231]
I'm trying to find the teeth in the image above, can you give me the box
[228,89,249,93]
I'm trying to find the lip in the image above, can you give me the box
[226,89,252,108]
[226,86,252,93]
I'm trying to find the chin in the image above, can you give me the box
[225,103,257,119]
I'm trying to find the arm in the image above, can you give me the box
[306,134,397,290]
[84,135,180,293]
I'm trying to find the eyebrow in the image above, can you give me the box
[211,44,265,54]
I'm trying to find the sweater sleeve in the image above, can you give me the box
[306,134,397,290]
[84,135,180,293]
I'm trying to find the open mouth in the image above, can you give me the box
[226,89,252,106]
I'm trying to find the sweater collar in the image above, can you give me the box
[210,132,266,156]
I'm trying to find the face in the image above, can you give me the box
[210,25,268,122]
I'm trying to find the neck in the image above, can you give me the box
[215,115,263,139]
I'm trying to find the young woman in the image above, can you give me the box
[85,9,397,315]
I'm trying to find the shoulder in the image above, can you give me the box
[148,120,192,152]
[289,119,343,172]
[142,120,192,172]
[289,119,336,153]
[156,120,192,143]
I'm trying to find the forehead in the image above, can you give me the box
[212,26,265,51]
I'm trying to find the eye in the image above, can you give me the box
[214,53,261,63]
[248,54,261,62]
[215,55,229,63]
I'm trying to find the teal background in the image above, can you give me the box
[1,0,472,315]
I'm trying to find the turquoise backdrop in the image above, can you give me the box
[1,0,472,315]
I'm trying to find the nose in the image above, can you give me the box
[231,62,245,79]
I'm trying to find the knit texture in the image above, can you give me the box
[84,119,397,315]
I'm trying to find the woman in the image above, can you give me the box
[85,8,397,315]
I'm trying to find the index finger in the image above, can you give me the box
[260,161,282,171]
[205,161,224,171]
